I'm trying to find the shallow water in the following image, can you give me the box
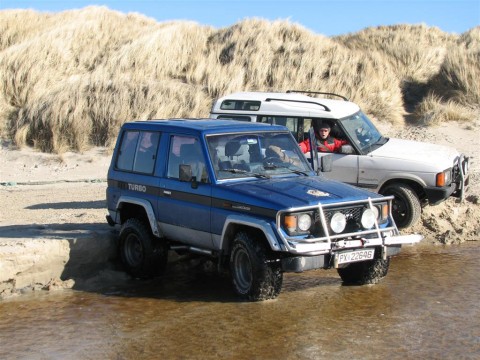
[1,243,479,359]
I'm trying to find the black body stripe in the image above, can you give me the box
[109,179,277,218]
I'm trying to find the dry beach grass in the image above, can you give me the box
[0,7,479,153]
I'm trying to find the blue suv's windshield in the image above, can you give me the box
[340,112,386,153]
[206,131,312,180]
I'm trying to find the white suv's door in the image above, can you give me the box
[319,153,359,186]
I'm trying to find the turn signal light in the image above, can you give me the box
[381,204,389,220]
[436,172,446,187]
[284,215,297,232]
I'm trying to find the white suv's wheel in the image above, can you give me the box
[382,183,421,229]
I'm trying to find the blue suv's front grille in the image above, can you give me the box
[313,205,366,238]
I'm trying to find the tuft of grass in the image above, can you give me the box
[335,24,457,83]
[413,94,479,126]
[429,46,480,106]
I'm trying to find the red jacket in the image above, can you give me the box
[299,136,347,153]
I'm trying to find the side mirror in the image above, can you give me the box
[179,164,198,188]
[320,154,332,172]
[340,145,354,154]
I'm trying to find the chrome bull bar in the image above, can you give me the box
[277,197,423,255]
[458,154,469,202]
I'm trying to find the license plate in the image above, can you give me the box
[335,249,375,266]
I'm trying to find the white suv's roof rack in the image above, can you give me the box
[265,97,331,112]
[286,90,349,101]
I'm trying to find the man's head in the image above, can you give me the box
[316,122,331,140]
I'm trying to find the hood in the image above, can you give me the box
[371,138,460,170]
[218,176,381,210]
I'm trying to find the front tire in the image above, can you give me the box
[119,218,168,279]
[230,232,283,301]
[381,183,421,229]
[337,252,390,285]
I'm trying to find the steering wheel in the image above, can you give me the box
[263,157,284,167]
[356,127,372,145]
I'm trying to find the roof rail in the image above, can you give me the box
[286,90,349,101]
[265,98,331,112]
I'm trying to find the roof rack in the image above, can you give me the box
[265,98,331,112]
[286,90,349,101]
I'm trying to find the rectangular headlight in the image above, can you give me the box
[282,212,313,236]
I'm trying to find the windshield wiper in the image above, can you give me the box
[263,163,308,176]
[289,169,309,176]
[377,136,389,144]
[362,136,387,153]
[222,168,270,179]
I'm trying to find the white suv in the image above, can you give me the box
[209,90,470,229]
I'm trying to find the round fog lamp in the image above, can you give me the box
[361,208,376,229]
[297,214,312,231]
[330,212,346,233]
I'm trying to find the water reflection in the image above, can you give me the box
[1,243,479,359]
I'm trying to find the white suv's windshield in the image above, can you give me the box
[206,132,312,180]
[340,112,386,152]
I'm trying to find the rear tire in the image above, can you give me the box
[381,183,421,229]
[230,232,283,301]
[337,250,390,285]
[119,218,168,279]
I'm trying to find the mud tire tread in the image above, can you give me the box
[119,218,168,279]
[337,254,390,285]
[230,231,283,301]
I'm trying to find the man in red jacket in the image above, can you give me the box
[299,122,348,153]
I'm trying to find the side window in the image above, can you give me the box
[116,131,139,171]
[220,100,260,111]
[116,130,159,174]
[133,132,160,174]
[167,136,208,182]
[301,119,312,142]
[258,116,303,141]
[284,118,302,136]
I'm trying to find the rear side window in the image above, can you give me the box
[116,130,160,174]
[220,100,260,111]
[259,116,304,142]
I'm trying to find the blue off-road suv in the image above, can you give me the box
[106,119,422,301]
